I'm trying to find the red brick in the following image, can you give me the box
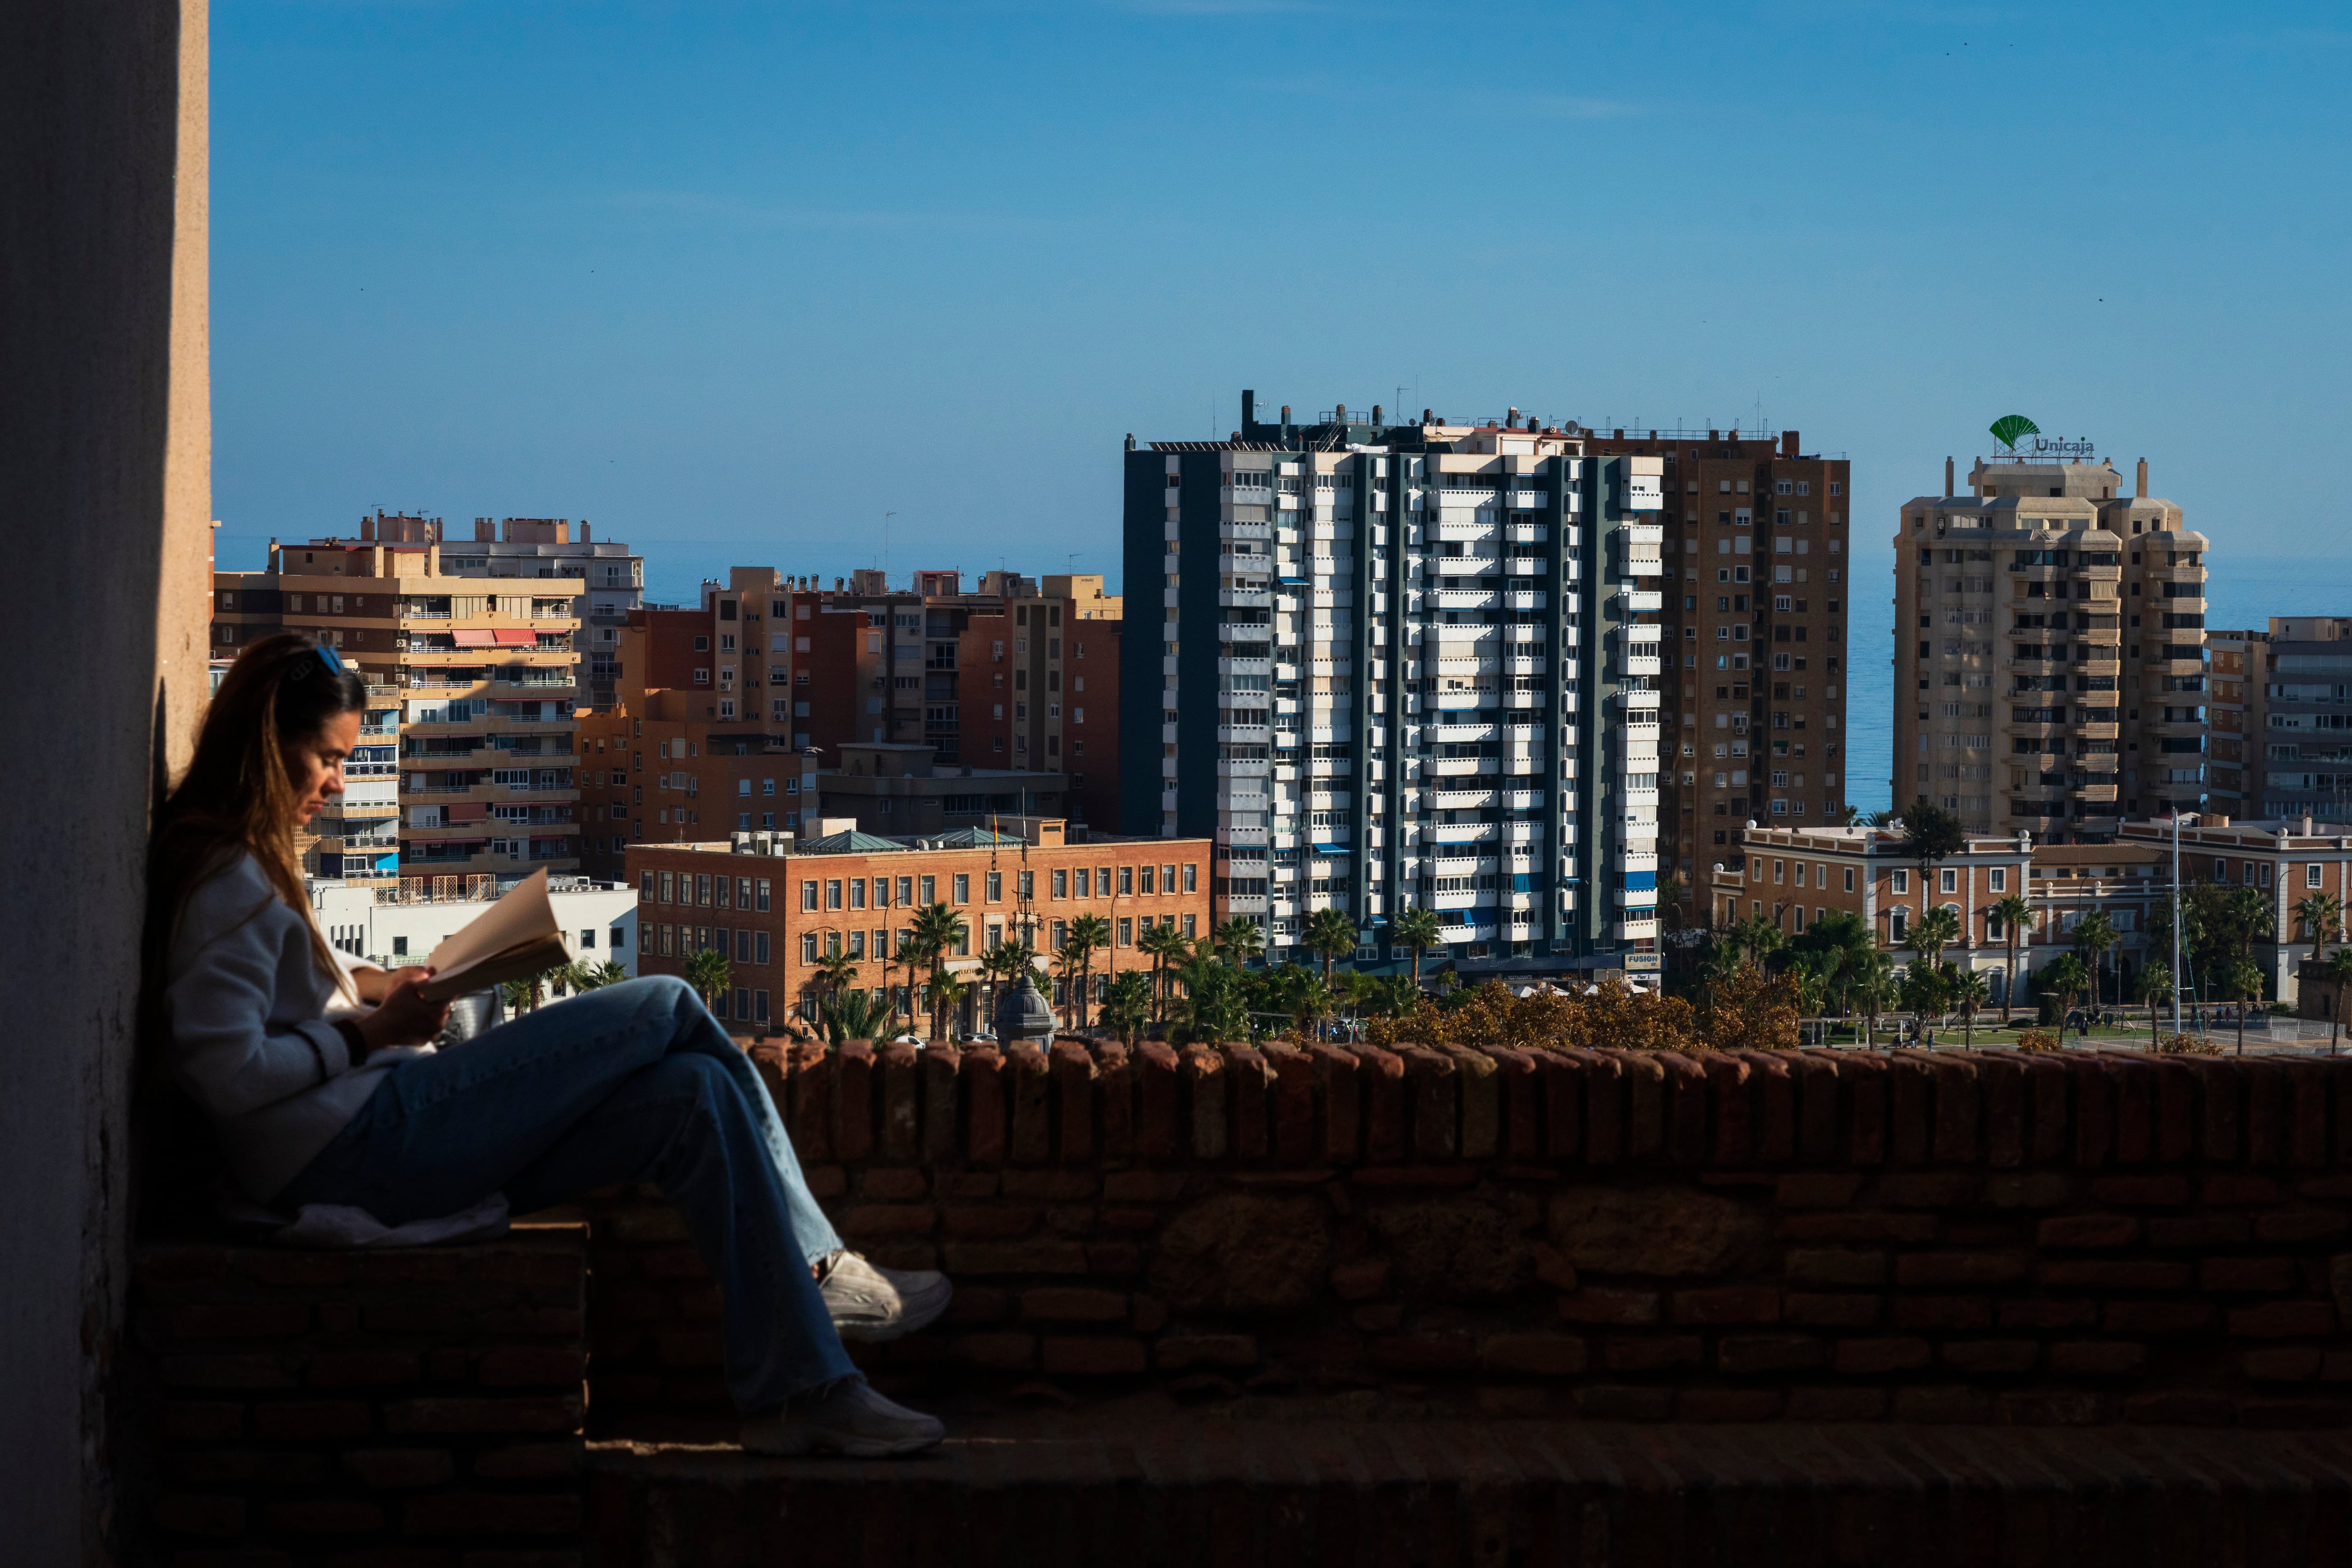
[951,1333,1037,1369]
[252,1401,373,1441]
[2328,1351,2352,1383]
[165,1402,244,1442]
[1785,1248,1886,1287]
[2102,1300,2217,1334]
[1575,1385,1674,1420]
[1371,1335,1479,1372]
[135,1246,233,1287]
[1890,1295,1991,1330]
[944,1286,1009,1324]
[1716,1335,1823,1374]
[1559,1289,1660,1325]
[1776,1212,1940,1244]
[1942,1339,2039,1374]
[1018,1288,1127,1323]
[2038,1260,2189,1289]
[161,1355,294,1391]
[343,1449,456,1490]
[1130,1295,1168,1333]
[1787,1387,1885,1422]
[477,1349,584,1389]
[1351,1303,1403,1332]
[2201,1257,2300,1293]
[238,1250,358,1287]
[1480,1335,1588,1377]
[1001,1170,1099,1201]
[1604,1336,1702,1371]
[1100,1171,1190,1203]
[381,1397,580,1435]
[264,1500,387,1535]
[2050,1341,2145,1376]
[2035,1215,2139,1249]
[167,1303,310,1341]
[1329,1259,1390,1301]
[843,1204,936,1237]
[1985,1173,2075,1210]
[1041,1337,1148,1376]
[2125,1392,2234,1425]
[939,1241,1088,1275]
[2230,1302,2338,1338]
[317,1301,363,1334]
[2244,1347,2324,1383]
[1895,1251,2028,1287]
[1834,1338,1933,1375]
[1784,1293,1880,1328]
[1084,1242,1141,1276]
[1876,1173,1979,1208]
[939,1206,1040,1238]
[860,1166,929,1200]
[1998,1391,2116,1426]
[1155,1335,1258,1370]
[355,1251,464,1285]
[1891,1386,1992,1423]
[2255,1209,2349,1244]
[1349,1164,1481,1188]
[1531,1242,1578,1294]
[1997,1299,2098,1330]
[802,1165,848,1198]
[427,1348,468,1383]
[2147,1215,2249,1248]
[1100,1208,1161,1234]
[470,1443,579,1480]
[2088,1176,2190,1208]
[935,1171,999,1200]
[2205,1175,2281,1205]
[151,1493,246,1538]
[1670,1287,1780,1325]
[2237,1398,2352,1428]
[402,1494,581,1536]
[1679,1389,1785,1422]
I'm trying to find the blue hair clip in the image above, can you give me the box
[290,642,347,682]
[317,644,347,676]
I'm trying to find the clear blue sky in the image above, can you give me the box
[215,2,2352,805]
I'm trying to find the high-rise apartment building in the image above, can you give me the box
[1579,430,1853,910]
[214,538,584,877]
[359,511,644,710]
[1893,453,2209,842]
[2216,616,2352,821]
[1122,392,1670,976]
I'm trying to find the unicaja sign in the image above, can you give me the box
[1988,415,2094,458]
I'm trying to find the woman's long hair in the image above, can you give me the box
[145,632,371,1003]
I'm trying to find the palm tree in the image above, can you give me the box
[2222,955,2265,1056]
[1136,923,1189,1026]
[2295,890,2343,950]
[1066,913,1112,1034]
[821,987,890,1045]
[1275,966,1333,1038]
[2072,909,2117,1016]
[1953,968,1990,1049]
[2223,883,2277,969]
[1989,893,2035,1026]
[1728,911,1785,967]
[1390,904,1446,992]
[1852,950,1896,1047]
[925,969,969,1042]
[2136,962,2172,1049]
[2039,950,2089,1039]
[1053,937,1090,1028]
[979,939,1036,1035]
[1213,916,1266,967]
[1303,907,1359,984]
[1906,903,1961,976]
[2322,945,2352,1057]
[685,946,732,1009]
[1100,970,1152,1044]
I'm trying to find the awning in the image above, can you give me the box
[450,629,494,646]
[445,803,487,823]
[1311,843,1352,856]
[492,629,537,647]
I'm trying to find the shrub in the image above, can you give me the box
[2015,1028,2061,1054]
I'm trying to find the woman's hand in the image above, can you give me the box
[356,968,452,1053]
[349,964,395,1004]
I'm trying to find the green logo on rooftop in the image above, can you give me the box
[1988,414,2040,454]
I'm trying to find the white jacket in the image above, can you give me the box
[162,852,395,1200]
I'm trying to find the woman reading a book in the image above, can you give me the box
[146,634,947,1457]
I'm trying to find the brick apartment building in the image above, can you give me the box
[625,819,1210,1031]
[214,537,585,879]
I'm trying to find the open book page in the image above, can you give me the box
[415,869,567,1002]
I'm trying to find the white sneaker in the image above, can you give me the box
[742,1378,946,1458]
[818,1250,953,1343]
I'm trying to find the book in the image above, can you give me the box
[414,868,571,1003]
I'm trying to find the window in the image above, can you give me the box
[2311,863,2326,889]
[1990,868,2006,892]
[1184,863,1198,893]
[954,873,970,904]
[580,929,597,949]
[610,926,626,951]
[640,870,655,901]
[1117,917,1133,946]
[755,878,771,912]
[1119,866,1134,895]
[1052,868,1068,899]
[659,871,675,904]
[920,875,936,905]
[800,933,818,963]
[1891,869,1909,894]
[986,871,1002,901]
[1843,868,1854,892]
[1140,865,1157,895]
[826,879,843,910]
[1940,868,1957,893]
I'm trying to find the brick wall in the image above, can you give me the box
[587,1042,2352,1428]
[130,1230,587,1565]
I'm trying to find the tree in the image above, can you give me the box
[821,987,890,1045]
[1272,965,1333,1037]
[2072,909,2117,1013]
[1213,917,1265,967]
[2295,890,2343,948]
[1053,938,1090,1028]
[2323,945,2352,1058]
[557,958,629,994]
[1899,960,1954,1029]
[1390,905,1446,991]
[979,939,1036,1035]
[1988,893,2036,1025]
[1705,961,1803,1051]
[926,970,970,1043]
[909,903,969,1041]
[1898,797,1968,885]
[2038,950,2089,1036]
[685,947,731,1009]
[1172,950,1248,1043]
[1953,967,1990,1049]
[1852,950,1897,1047]
[1303,907,1359,983]
[1136,922,1189,1027]
[812,948,859,1016]
[1726,911,1785,966]
[1066,914,1112,1034]
[1905,904,1961,978]
[1099,970,1152,1044]
[2136,962,2173,1050]
[2220,955,2265,1056]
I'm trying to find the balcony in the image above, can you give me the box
[1617,587,1664,613]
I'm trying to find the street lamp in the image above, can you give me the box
[2170,811,2198,1038]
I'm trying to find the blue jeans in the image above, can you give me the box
[278,975,854,1411]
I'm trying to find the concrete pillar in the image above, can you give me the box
[0,1,211,1558]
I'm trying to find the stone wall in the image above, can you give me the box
[583,1041,2352,1428]
[130,1232,587,1564]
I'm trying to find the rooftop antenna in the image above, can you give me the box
[882,512,895,581]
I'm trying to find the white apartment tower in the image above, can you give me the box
[1121,392,1665,976]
